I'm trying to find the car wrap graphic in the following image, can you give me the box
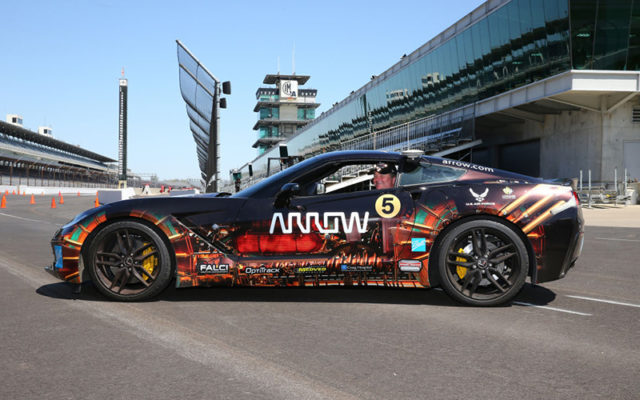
[49,151,583,306]
[50,183,572,289]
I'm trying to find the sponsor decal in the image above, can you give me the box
[398,259,422,272]
[295,266,327,274]
[411,238,427,252]
[340,264,374,272]
[465,187,495,206]
[441,159,495,173]
[375,194,401,219]
[502,186,516,200]
[269,211,369,234]
[197,263,229,274]
[54,245,63,269]
[245,266,280,274]
[470,188,489,202]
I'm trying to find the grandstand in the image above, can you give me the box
[0,119,117,187]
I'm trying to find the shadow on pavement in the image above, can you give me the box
[36,279,556,308]
[514,283,556,305]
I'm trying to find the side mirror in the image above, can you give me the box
[274,183,300,208]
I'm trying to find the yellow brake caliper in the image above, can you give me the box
[456,248,467,279]
[141,244,157,280]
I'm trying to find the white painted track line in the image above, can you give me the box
[0,212,53,224]
[595,237,640,242]
[435,288,592,315]
[566,295,640,309]
[513,301,592,316]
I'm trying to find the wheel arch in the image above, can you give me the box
[427,213,537,287]
[79,216,178,283]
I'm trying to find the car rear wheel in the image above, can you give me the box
[436,219,528,306]
[86,221,172,301]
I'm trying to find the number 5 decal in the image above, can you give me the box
[375,194,401,218]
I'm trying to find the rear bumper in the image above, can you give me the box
[537,206,584,283]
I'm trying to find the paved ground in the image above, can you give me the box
[582,204,640,228]
[0,195,639,399]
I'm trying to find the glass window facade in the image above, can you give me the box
[297,108,315,120]
[258,126,279,138]
[259,107,279,119]
[243,0,638,180]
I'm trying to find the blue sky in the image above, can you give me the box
[1,0,485,181]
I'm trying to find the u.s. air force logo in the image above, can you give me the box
[465,187,495,206]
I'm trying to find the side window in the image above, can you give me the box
[321,164,376,194]
[399,161,464,186]
[296,164,378,196]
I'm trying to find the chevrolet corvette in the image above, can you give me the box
[48,150,583,306]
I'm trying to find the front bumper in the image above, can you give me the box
[47,228,82,283]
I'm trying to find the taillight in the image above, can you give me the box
[573,191,580,206]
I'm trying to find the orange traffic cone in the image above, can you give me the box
[51,197,57,209]
[30,194,35,205]
[58,191,61,197]
[1,195,6,209]
[59,194,64,205]
[3,189,7,195]
[77,191,80,197]
[12,190,16,195]
[94,195,100,208]
[22,191,25,196]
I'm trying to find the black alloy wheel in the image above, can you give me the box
[436,219,528,306]
[86,221,172,301]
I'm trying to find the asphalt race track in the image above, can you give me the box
[1,196,639,399]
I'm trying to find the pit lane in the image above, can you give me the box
[0,196,638,399]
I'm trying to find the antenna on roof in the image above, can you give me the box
[277,56,280,74]
[292,42,295,75]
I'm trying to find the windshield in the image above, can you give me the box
[233,156,323,198]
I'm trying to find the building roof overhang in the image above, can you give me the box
[252,137,286,148]
[475,70,640,126]
[253,119,311,130]
[0,120,115,163]
[253,101,321,112]
[263,74,310,85]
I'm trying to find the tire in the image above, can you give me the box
[85,220,173,301]
[436,219,528,306]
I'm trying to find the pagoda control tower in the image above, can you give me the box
[253,74,320,154]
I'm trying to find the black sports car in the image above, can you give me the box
[48,150,583,306]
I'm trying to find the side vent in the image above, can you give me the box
[633,107,640,123]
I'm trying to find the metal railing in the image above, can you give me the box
[577,168,636,207]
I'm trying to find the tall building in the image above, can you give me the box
[118,73,128,186]
[252,74,319,154]
[230,0,640,191]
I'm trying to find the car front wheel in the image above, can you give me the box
[436,219,529,306]
[86,220,172,301]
